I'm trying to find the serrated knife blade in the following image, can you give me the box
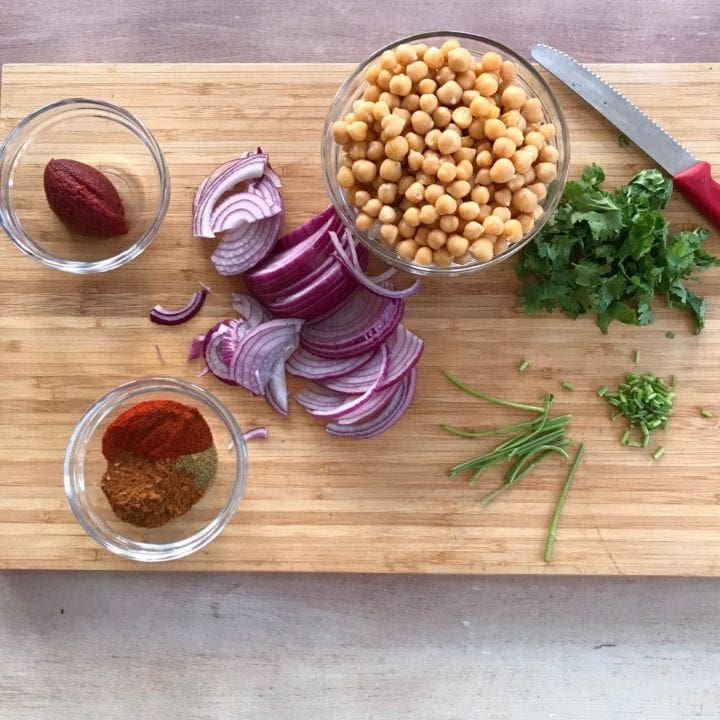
[530,44,720,227]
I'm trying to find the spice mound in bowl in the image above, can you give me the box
[100,399,218,528]
[64,377,247,562]
[323,32,569,276]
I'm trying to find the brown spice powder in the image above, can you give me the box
[101,453,205,528]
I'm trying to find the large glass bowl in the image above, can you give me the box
[0,98,169,273]
[64,377,247,562]
[322,32,570,277]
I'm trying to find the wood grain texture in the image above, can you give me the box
[0,0,718,64]
[1,62,719,574]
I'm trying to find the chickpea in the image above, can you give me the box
[484,118,507,141]
[512,187,538,214]
[378,205,397,224]
[448,180,471,199]
[415,226,430,245]
[385,135,410,161]
[456,70,477,90]
[392,107,411,122]
[424,46,445,70]
[470,238,494,262]
[483,214,504,236]
[347,121,368,142]
[445,233,469,257]
[437,161,457,184]
[404,150,421,172]
[372,101,390,121]
[355,212,374,231]
[398,175,415,194]
[380,50,397,70]
[522,144,539,162]
[506,174,525,192]
[463,221,484,240]
[379,158,403,181]
[380,223,399,244]
[503,219,524,242]
[475,167,493,185]
[463,118,482,140]
[355,100,377,123]
[516,213,535,233]
[436,80,463,106]
[345,186,358,204]
[492,136,516,159]
[532,205,544,220]
[437,129,462,155]
[446,47,473,73]
[470,185,490,205]
[511,150,534,173]
[419,203,439,224]
[524,131,546,150]
[436,66,457,86]
[458,201,481,220]
[404,60,428,85]
[361,198,382,218]
[337,166,355,188]
[377,182,398,204]
[489,157,515,184]
[404,180,426,204]
[501,85,527,110]
[427,229,447,249]
[439,214,460,233]
[411,110,434,135]
[469,96,492,118]
[433,247,454,267]
[398,219,415,238]
[492,206,512,221]
[452,106,473,129]
[481,51,503,72]
[419,93,439,114]
[415,246,434,265]
[539,123,556,140]
[539,145,560,164]
[503,128,523,149]
[354,190,371,208]
[416,171,435,186]
[332,121,351,144]
[418,78,437,94]
[348,142,368,161]
[379,91,400,110]
[453,147,476,164]
[401,93,420,112]
[475,149,494,168]
[435,193,458,216]
[494,238,510,255]
[455,159,475,181]
[425,184,445,204]
[381,113,405,138]
[365,140,384,162]
[389,74,413,97]
[500,60,517,82]
[440,38,460,55]
[403,207,421,227]
[352,159,377,184]
[378,69,394,91]
[475,73,499,97]
[422,154,441,176]
[535,162,558,183]
[476,204,492,221]
[365,63,381,84]
[521,97,544,124]
[462,89,480,106]
[396,43,418,65]
[394,238,418,261]
[527,182,548,201]
[486,104,501,119]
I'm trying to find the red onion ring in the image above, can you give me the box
[149,289,207,326]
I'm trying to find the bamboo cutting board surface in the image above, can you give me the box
[1,63,719,573]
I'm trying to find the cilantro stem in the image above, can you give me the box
[544,443,585,562]
[442,370,545,414]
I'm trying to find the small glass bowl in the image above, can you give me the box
[0,98,169,273]
[322,32,570,277]
[64,377,247,562]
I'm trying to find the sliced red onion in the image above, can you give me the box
[243,427,268,442]
[273,205,337,252]
[326,368,417,438]
[336,378,402,425]
[300,286,404,359]
[295,346,389,418]
[220,318,252,365]
[155,344,166,364]
[265,359,289,417]
[149,289,208,326]
[188,335,205,360]
[229,318,302,395]
[210,192,280,234]
[203,321,237,385]
[286,346,374,381]
[211,210,283,276]
[248,172,282,208]
[330,231,422,299]
[324,325,423,394]
[232,293,273,327]
[193,153,268,238]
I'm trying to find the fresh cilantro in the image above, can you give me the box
[618,133,630,147]
[516,165,718,334]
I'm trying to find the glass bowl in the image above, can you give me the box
[0,98,169,273]
[64,377,248,562]
[322,31,570,277]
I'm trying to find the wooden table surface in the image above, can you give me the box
[2,2,720,717]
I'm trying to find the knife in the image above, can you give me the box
[530,43,720,227]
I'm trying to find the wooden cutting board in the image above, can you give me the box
[1,63,719,573]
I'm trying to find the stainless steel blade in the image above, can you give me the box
[530,44,696,176]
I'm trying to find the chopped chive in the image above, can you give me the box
[701,409,714,418]
[621,429,630,445]
[653,447,666,461]
[442,370,545,414]
[544,443,585,563]
[561,381,575,391]
[670,375,677,388]
[627,439,644,447]
[634,350,641,364]
[518,359,531,372]
[665,331,674,339]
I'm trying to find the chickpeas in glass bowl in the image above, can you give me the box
[322,32,570,276]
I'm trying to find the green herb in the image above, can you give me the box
[442,370,545,414]
[561,381,575,391]
[671,374,677,388]
[516,165,718,334]
[665,331,674,339]
[597,385,609,397]
[618,133,630,148]
[634,350,641,365]
[545,443,585,562]
[602,372,674,448]
[653,447,666,461]
[701,409,714,418]
[621,429,630,445]
[518,359,531,372]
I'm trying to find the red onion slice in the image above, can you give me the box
[330,231,422,299]
[149,290,207,326]
[295,346,389,418]
[265,359,289,417]
[300,286,404,359]
[220,318,252,365]
[188,334,205,360]
[210,192,280,234]
[232,293,273,327]
[243,427,268,442]
[229,318,303,395]
[203,321,237,385]
[324,325,423,394]
[273,205,337,252]
[211,211,283,276]
[248,173,283,208]
[193,153,268,238]
[326,368,417,438]
[286,346,374,381]
[336,377,402,425]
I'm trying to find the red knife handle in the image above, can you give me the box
[673,161,720,228]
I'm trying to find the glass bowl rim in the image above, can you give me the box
[63,376,248,562]
[0,97,170,274]
[322,30,570,277]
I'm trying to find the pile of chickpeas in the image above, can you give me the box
[332,39,559,268]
